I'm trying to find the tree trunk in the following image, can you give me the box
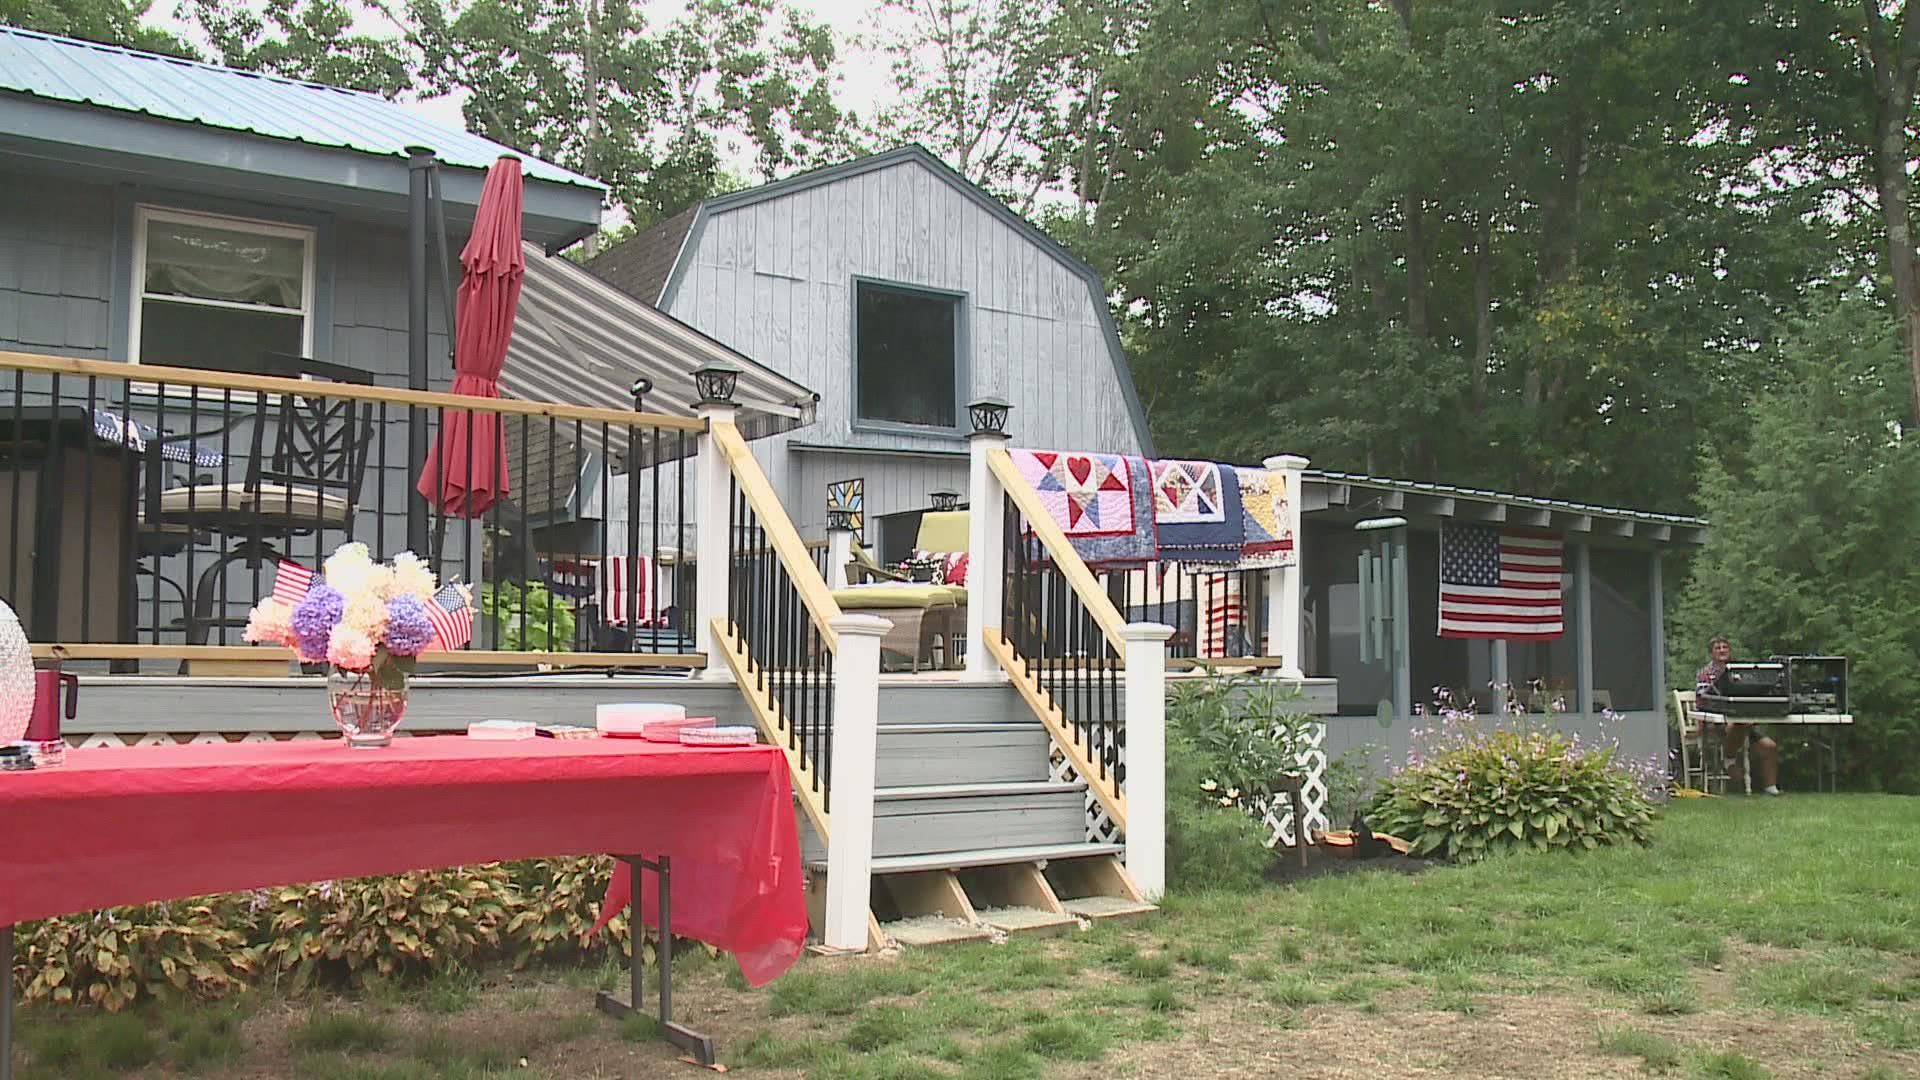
[581,0,602,257]
[1472,212,1493,409]
[1405,188,1429,336]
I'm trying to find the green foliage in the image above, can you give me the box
[480,579,577,653]
[1673,296,1920,793]
[1164,674,1319,889]
[13,899,260,1011]
[262,865,514,989]
[0,0,195,54]
[184,0,414,96]
[1368,718,1658,861]
[504,856,644,966]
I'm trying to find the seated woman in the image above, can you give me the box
[1697,634,1780,795]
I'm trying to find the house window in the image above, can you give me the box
[132,208,313,371]
[855,281,959,429]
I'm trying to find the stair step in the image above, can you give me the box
[1060,895,1158,923]
[875,724,1051,785]
[875,780,1083,801]
[812,843,1128,875]
[974,905,1078,937]
[879,722,1044,735]
[883,915,996,947]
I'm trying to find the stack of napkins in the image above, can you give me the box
[467,720,536,741]
[680,726,758,746]
[643,716,715,742]
[596,703,684,737]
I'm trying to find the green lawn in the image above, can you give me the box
[13,795,1920,1079]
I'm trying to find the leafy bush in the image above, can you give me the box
[261,865,514,989]
[480,580,577,652]
[1368,697,1658,860]
[1165,674,1321,889]
[505,856,635,966]
[14,899,259,1011]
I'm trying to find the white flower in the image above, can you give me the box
[390,551,437,600]
[1218,796,1235,807]
[1227,787,1241,800]
[323,542,377,597]
[1200,779,1218,792]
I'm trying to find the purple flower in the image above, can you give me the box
[290,584,344,661]
[384,594,435,656]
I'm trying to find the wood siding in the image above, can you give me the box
[661,157,1145,532]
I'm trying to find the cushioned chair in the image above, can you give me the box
[832,511,969,671]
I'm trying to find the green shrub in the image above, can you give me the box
[1165,674,1320,889]
[505,856,645,966]
[14,899,260,1011]
[481,580,577,652]
[262,865,514,989]
[1367,703,1658,860]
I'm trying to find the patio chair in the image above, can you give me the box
[831,510,969,671]
[1673,689,1747,795]
[141,355,375,645]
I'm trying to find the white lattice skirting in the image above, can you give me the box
[1052,721,1329,849]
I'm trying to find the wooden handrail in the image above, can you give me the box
[712,420,843,653]
[0,350,706,432]
[987,447,1129,654]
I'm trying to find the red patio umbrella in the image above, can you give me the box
[416,155,524,517]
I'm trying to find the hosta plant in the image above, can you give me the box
[261,864,514,989]
[13,899,259,1011]
[505,856,637,966]
[1368,688,1661,860]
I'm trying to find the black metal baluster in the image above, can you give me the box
[80,376,97,642]
[7,370,21,605]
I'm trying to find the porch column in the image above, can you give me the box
[825,517,854,591]
[693,401,737,680]
[1649,552,1666,700]
[964,399,1012,682]
[1262,454,1310,678]
[825,613,888,950]
[1122,622,1175,900]
[1575,542,1594,716]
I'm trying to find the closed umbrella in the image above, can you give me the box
[416,155,524,517]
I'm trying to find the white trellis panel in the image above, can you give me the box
[1258,722,1329,848]
[1050,746,1122,845]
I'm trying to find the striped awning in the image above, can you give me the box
[502,241,816,465]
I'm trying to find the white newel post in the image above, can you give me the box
[694,401,737,680]
[1262,454,1309,679]
[964,405,1011,681]
[826,613,888,950]
[1122,622,1175,900]
[825,521,854,591]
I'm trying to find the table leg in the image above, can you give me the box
[594,856,716,1068]
[3,922,14,1080]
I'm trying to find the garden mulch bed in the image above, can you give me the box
[1261,844,1432,886]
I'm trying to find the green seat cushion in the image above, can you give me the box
[832,584,965,610]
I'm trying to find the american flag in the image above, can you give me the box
[596,555,655,628]
[272,560,314,604]
[1438,523,1564,640]
[426,582,474,651]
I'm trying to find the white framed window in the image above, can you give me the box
[130,207,315,372]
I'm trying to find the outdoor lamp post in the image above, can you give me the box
[693,362,741,405]
[630,376,653,411]
[929,490,960,511]
[827,508,854,532]
[967,396,1011,435]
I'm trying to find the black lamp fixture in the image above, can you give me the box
[692,362,741,405]
[929,490,961,511]
[968,395,1011,435]
[629,376,653,410]
[826,508,854,532]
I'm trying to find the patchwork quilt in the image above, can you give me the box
[1238,468,1296,568]
[1009,449,1157,566]
[1150,458,1244,565]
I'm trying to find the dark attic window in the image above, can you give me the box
[855,281,959,429]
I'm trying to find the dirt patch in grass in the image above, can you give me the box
[1068,989,1918,1080]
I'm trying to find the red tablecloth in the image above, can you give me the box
[0,738,806,986]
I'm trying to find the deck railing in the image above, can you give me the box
[0,350,701,671]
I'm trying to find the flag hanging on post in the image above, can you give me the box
[1438,523,1564,639]
[426,582,474,651]
[272,560,314,605]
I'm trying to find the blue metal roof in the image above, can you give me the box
[0,26,602,192]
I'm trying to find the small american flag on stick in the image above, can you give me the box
[1438,523,1564,640]
[272,560,314,605]
[426,582,474,651]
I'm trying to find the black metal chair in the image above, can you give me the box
[141,355,376,644]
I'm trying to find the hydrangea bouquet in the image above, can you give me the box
[245,543,455,746]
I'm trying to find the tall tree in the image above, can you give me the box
[0,0,193,54]
[186,0,414,96]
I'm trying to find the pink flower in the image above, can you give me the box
[327,626,376,671]
[244,598,296,647]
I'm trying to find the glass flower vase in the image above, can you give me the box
[327,667,408,748]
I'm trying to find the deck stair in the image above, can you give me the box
[801,680,1155,946]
